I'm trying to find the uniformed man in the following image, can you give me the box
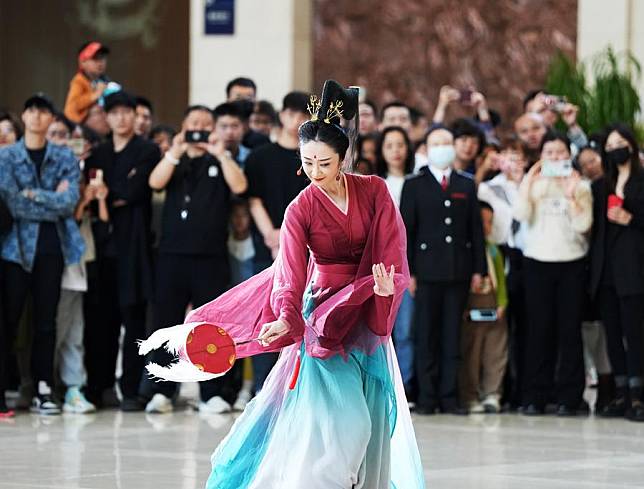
[400,126,487,415]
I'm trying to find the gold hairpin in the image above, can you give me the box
[307,95,321,122]
[324,100,344,124]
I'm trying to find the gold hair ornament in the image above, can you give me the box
[307,95,321,122]
[324,100,344,124]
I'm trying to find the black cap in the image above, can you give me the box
[23,92,56,113]
[104,91,136,113]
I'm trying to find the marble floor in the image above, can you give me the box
[2,407,644,489]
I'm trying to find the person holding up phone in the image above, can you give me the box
[460,201,508,414]
[524,90,588,153]
[513,131,592,416]
[589,124,644,422]
[143,104,247,415]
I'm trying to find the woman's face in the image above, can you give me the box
[300,140,342,190]
[382,130,408,172]
[499,149,527,181]
[361,138,376,164]
[578,149,603,181]
[541,139,570,162]
[605,130,631,153]
[0,120,17,147]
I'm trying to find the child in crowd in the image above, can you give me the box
[64,42,111,124]
[460,201,508,414]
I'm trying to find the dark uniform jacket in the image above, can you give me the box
[400,166,487,282]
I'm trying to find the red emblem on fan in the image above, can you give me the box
[184,323,237,375]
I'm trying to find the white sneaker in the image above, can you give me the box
[145,393,173,414]
[199,395,232,414]
[233,389,252,411]
[482,395,501,414]
[63,387,96,414]
[468,401,485,414]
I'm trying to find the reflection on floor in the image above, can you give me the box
[2,407,644,489]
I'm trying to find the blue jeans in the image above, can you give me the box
[393,290,415,388]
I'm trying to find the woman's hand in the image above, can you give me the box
[258,319,290,347]
[373,263,395,297]
[607,206,633,226]
[564,171,581,200]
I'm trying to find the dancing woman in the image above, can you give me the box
[144,80,425,488]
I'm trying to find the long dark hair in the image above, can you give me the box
[375,126,414,177]
[602,122,641,193]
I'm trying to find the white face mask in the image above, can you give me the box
[428,145,456,170]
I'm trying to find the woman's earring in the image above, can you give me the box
[336,171,342,181]
[297,165,303,176]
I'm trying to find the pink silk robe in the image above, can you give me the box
[186,172,410,360]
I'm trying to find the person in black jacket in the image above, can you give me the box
[84,91,160,411]
[400,127,487,414]
[589,123,644,422]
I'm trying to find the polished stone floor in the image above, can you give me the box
[2,406,644,489]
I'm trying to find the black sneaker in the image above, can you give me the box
[626,400,644,422]
[120,397,145,412]
[30,394,61,415]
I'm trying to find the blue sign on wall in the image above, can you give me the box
[205,0,235,35]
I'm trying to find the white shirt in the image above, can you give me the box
[428,165,452,186]
[478,173,526,249]
[228,235,255,262]
[513,177,592,262]
[385,174,405,207]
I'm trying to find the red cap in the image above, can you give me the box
[78,42,110,63]
[185,323,237,375]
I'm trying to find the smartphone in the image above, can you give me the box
[469,309,498,322]
[543,95,567,112]
[89,168,103,186]
[185,130,211,144]
[541,159,573,178]
[459,89,473,105]
[608,194,624,211]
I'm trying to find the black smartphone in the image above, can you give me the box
[185,130,211,144]
[459,89,473,105]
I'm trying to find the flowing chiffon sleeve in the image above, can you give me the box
[270,198,310,338]
[184,194,310,358]
[306,176,410,357]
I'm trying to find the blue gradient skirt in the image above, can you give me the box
[205,289,426,489]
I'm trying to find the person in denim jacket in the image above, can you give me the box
[0,93,84,415]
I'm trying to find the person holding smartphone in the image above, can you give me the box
[143,104,247,414]
[513,131,593,416]
[589,123,644,422]
[460,201,508,414]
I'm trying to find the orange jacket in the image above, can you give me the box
[64,72,101,123]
